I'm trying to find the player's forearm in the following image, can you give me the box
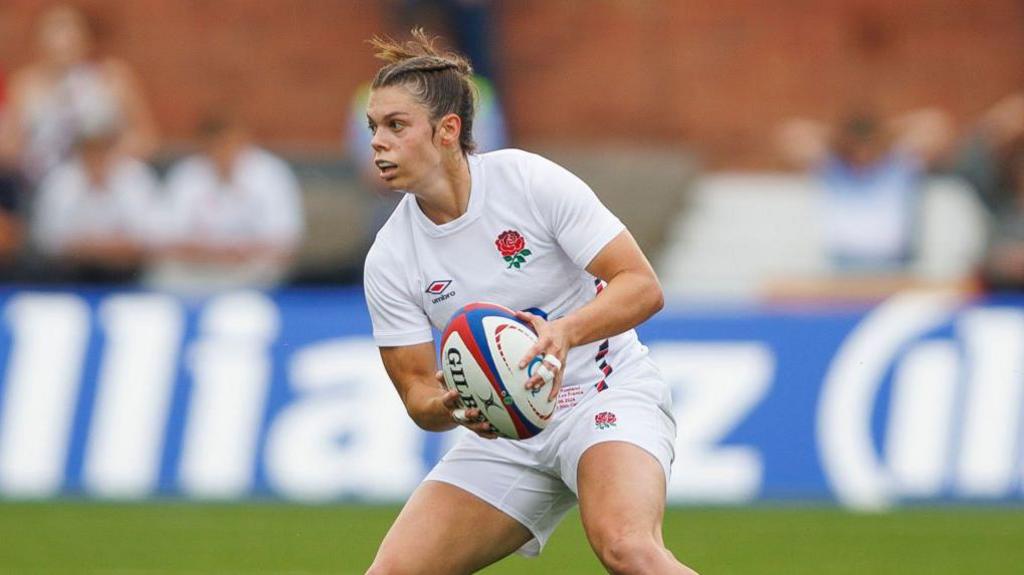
[402,381,460,432]
[560,269,664,348]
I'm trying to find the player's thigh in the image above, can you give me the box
[576,441,668,550]
[367,480,533,575]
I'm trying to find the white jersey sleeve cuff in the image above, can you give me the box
[572,221,626,270]
[373,329,435,348]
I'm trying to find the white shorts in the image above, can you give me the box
[424,357,676,557]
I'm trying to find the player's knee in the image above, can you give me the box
[595,532,664,575]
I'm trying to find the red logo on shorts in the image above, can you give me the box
[595,411,617,430]
[495,230,531,269]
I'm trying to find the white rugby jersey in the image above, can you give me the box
[364,149,650,390]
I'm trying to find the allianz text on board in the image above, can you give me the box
[0,290,1019,508]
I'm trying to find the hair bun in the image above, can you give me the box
[369,28,473,76]
[368,28,479,155]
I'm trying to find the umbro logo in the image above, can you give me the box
[426,280,452,294]
[426,280,456,304]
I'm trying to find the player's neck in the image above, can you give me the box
[414,153,471,225]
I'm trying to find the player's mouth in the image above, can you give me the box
[375,160,398,180]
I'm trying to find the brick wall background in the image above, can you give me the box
[2,0,1023,168]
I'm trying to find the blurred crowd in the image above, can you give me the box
[3,3,1024,298]
[776,96,1024,295]
[0,5,304,293]
[0,2,504,294]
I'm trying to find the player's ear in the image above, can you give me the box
[437,113,462,148]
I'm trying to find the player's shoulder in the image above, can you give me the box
[476,148,567,194]
[478,147,531,161]
[480,148,572,180]
[477,148,551,169]
[364,234,409,289]
[364,235,389,273]
[365,196,415,271]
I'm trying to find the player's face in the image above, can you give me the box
[366,86,442,191]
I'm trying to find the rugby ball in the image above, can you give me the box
[440,302,556,440]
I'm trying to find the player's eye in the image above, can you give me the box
[367,123,376,134]
[390,121,404,131]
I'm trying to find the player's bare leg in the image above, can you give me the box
[577,441,699,575]
[365,480,533,575]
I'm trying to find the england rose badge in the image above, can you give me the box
[495,230,532,269]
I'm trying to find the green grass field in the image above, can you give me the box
[0,502,1021,574]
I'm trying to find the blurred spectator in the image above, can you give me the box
[32,122,160,283]
[778,107,952,274]
[0,4,158,187]
[0,64,26,273]
[146,111,304,293]
[954,93,1024,290]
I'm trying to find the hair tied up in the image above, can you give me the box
[368,28,479,154]
[369,28,472,75]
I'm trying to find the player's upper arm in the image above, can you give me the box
[524,153,625,270]
[585,229,659,287]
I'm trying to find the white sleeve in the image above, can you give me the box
[526,153,625,269]
[363,246,434,347]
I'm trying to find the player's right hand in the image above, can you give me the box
[436,371,498,440]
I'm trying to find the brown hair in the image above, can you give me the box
[369,29,477,154]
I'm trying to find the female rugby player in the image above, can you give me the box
[362,30,698,575]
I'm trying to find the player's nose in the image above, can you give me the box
[370,131,389,152]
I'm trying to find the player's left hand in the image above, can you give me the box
[515,310,570,401]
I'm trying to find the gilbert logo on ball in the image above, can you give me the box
[441,302,556,439]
